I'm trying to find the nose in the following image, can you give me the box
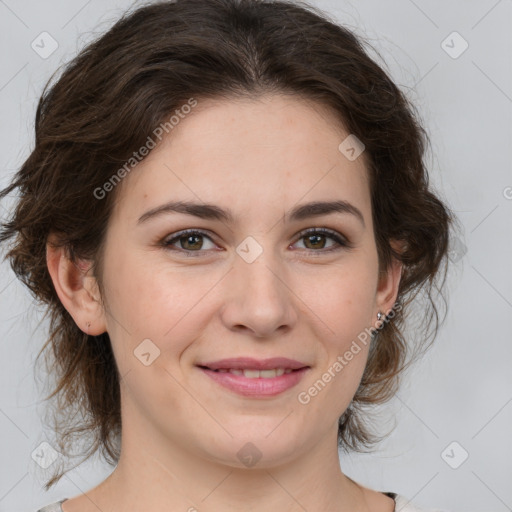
[219,245,298,338]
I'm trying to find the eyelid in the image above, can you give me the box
[293,227,350,247]
[161,228,219,255]
[161,227,351,255]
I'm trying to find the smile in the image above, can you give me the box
[198,365,309,397]
[209,368,295,378]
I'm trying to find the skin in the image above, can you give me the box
[47,93,402,512]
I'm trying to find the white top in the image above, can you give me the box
[37,494,450,511]
[394,493,450,511]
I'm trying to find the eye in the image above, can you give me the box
[291,228,351,254]
[161,227,351,257]
[162,229,218,256]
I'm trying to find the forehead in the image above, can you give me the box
[111,94,371,225]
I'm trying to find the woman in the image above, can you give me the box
[0,0,455,510]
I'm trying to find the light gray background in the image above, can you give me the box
[0,1,511,511]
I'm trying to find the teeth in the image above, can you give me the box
[244,369,261,378]
[214,368,294,378]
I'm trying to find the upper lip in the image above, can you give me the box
[198,357,309,371]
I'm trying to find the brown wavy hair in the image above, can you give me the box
[0,0,457,489]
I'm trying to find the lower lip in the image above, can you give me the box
[199,367,309,397]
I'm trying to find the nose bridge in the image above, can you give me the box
[236,237,286,302]
[221,235,296,336]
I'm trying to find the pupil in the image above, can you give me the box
[307,234,325,249]
[183,234,202,250]
[179,233,326,251]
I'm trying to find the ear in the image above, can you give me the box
[375,239,404,318]
[46,234,107,335]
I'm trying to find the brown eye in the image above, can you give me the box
[162,227,351,258]
[163,229,217,255]
[303,233,329,250]
[293,228,350,253]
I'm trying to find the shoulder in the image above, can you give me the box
[36,498,68,512]
[37,494,452,512]
[393,493,451,512]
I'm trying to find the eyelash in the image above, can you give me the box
[161,227,351,257]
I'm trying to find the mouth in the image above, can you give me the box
[196,357,310,397]
[198,367,300,378]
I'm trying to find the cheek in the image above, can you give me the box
[101,252,221,366]
[296,261,377,338]
[293,263,375,399]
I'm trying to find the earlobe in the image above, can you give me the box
[46,237,107,336]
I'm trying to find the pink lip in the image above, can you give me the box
[199,367,309,397]
[198,357,308,371]
[197,357,310,397]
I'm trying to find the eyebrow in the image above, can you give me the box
[137,199,365,227]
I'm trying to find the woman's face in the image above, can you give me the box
[96,94,399,467]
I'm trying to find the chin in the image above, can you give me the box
[200,428,308,469]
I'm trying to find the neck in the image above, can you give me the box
[92,418,368,511]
